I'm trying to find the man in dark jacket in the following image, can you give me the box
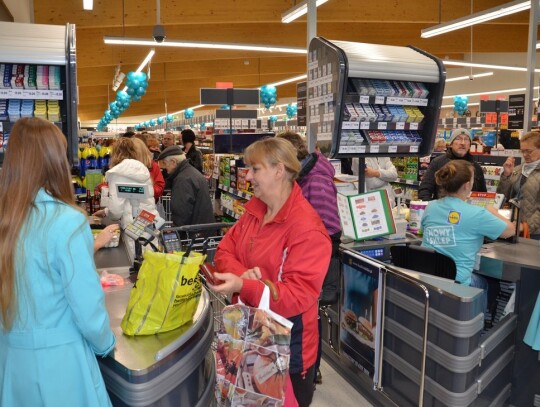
[418,129,487,200]
[157,146,215,227]
[181,129,204,173]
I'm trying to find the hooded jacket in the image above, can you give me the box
[105,159,158,228]
[298,152,341,236]
[418,150,487,201]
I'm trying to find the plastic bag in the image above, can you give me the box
[121,250,205,336]
[215,286,294,406]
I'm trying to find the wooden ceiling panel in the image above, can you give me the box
[28,0,537,122]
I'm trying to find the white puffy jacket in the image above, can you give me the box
[105,159,157,228]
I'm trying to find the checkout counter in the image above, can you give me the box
[320,236,540,407]
[94,235,215,407]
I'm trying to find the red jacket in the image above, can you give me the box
[215,183,331,374]
[149,161,165,201]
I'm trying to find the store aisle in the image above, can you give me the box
[311,358,374,407]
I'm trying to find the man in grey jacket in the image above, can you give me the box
[158,146,215,227]
[418,129,487,201]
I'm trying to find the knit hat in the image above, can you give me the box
[157,145,184,160]
[449,129,471,144]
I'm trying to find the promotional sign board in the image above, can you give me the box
[340,250,384,379]
[508,94,525,130]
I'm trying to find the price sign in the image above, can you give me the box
[370,145,380,153]
[395,122,405,130]
[359,146,366,153]
[409,145,419,153]
[0,89,9,98]
[377,122,387,130]
[409,122,419,130]
[359,95,370,104]
[374,96,385,104]
[388,145,398,153]
[360,121,370,130]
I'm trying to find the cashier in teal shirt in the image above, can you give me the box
[421,160,514,291]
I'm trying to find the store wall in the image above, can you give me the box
[2,0,32,23]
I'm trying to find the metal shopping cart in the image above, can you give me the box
[157,191,173,227]
[159,222,234,342]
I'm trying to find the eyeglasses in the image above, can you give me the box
[520,149,537,155]
[454,136,470,143]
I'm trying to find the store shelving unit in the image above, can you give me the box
[307,37,445,158]
[0,22,78,167]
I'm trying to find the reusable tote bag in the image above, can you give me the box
[214,286,295,407]
[121,249,205,336]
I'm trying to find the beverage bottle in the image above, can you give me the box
[86,190,93,215]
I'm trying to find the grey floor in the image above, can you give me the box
[311,358,374,407]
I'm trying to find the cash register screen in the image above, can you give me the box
[467,192,505,209]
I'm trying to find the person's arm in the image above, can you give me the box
[497,157,515,198]
[214,219,251,276]
[151,162,165,199]
[105,178,126,221]
[170,176,195,227]
[418,164,437,201]
[486,206,516,239]
[193,150,204,173]
[239,230,331,318]
[93,224,120,252]
[473,163,488,192]
[57,213,116,356]
[376,158,398,182]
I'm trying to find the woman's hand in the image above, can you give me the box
[93,224,120,252]
[241,266,262,280]
[210,272,243,296]
[364,167,380,178]
[93,209,107,218]
[503,157,515,177]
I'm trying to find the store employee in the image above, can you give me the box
[421,160,514,311]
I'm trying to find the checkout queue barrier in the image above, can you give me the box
[320,243,539,407]
[94,235,216,407]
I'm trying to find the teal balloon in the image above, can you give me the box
[157,117,164,125]
[166,114,173,123]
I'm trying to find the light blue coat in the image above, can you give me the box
[0,189,116,406]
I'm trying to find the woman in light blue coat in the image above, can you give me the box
[0,117,116,406]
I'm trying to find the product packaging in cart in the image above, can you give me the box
[215,287,293,406]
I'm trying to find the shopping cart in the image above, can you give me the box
[157,191,173,227]
[159,222,234,342]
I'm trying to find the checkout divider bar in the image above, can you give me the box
[376,263,430,407]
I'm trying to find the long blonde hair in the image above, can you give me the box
[0,117,78,331]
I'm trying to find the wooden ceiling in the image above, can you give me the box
[31,0,532,123]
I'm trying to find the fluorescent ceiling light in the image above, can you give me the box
[421,0,530,38]
[83,0,93,10]
[104,37,306,54]
[265,74,307,87]
[282,0,329,23]
[443,85,539,99]
[121,49,155,92]
[441,102,480,108]
[446,72,494,82]
[442,59,540,73]
[170,105,205,115]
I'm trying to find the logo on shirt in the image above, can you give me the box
[447,210,461,224]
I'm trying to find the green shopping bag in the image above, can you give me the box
[121,250,205,336]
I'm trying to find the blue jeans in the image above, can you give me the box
[470,272,488,314]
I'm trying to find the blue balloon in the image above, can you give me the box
[136,87,146,96]
[157,117,164,125]
[133,95,142,102]
[166,114,173,123]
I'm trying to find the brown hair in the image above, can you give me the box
[521,131,540,148]
[276,132,309,160]
[110,137,147,167]
[146,135,160,151]
[435,160,474,194]
[244,137,300,181]
[0,117,80,330]
[132,136,152,168]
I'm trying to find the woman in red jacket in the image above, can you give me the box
[212,137,332,407]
